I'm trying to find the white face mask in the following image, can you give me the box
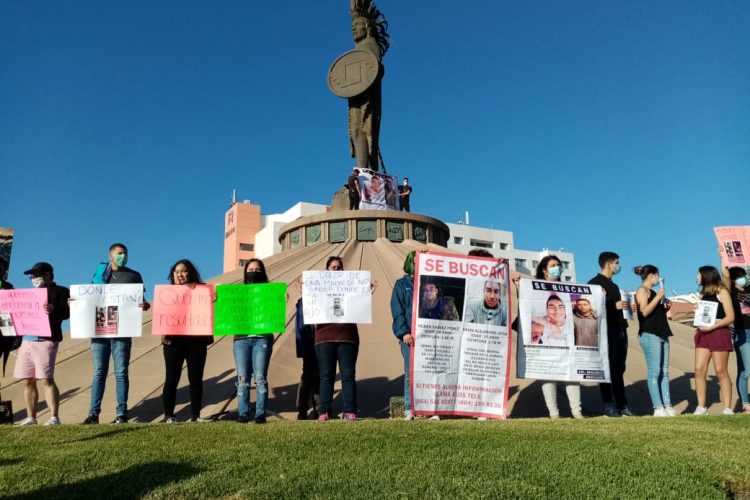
[31,277,46,288]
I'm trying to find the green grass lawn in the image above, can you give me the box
[1,417,748,499]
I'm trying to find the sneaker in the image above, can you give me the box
[45,416,62,426]
[619,407,635,417]
[297,411,308,421]
[114,415,128,425]
[190,416,210,423]
[653,407,668,417]
[722,408,734,415]
[18,417,37,426]
[429,415,441,420]
[82,414,99,425]
[477,417,488,421]
[571,412,585,420]
[318,412,330,421]
[403,410,414,421]
[664,406,677,417]
[164,416,177,424]
[549,414,560,420]
[254,415,267,424]
[344,412,357,421]
[603,405,620,418]
[693,406,708,416]
[742,404,750,415]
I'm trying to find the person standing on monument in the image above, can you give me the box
[347,168,362,210]
[390,251,416,419]
[398,178,412,212]
[315,256,360,421]
[588,251,632,417]
[83,243,150,425]
[14,262,69,425]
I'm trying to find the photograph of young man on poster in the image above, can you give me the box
[530,294,570,346]
[418,276,462,321]
[464,279,506,326]
[572,296,599,347]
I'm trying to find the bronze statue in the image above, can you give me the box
[328,0,390,172]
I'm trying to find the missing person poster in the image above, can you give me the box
[357,169,400,210]
[151,284,215,336]
[0,288,51,337]
[70,284,144,338]
[517,279,610,383]
[693,300,719,327]
[302,270,372,324]
[411,252,511,419]
[715,226,750,267]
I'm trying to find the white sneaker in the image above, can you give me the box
[429,415,441,420]
[653,407,668,417]
[722,408,734,415]
[693,406,708,416]
[45,416,61,426]
[664,406,677,417]
[477,417,488,421]
[18,417,37,426]
[403,410,413,420]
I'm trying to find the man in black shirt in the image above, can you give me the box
[398,177,413,212]
[588,251,631,417]
[347,168,361,210]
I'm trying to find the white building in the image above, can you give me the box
[254,202,329,259]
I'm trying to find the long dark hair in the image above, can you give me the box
[698,265,723,297]
[244,258,269,284]
[535,255,561,279]
[729,267,747,290]
[168,259,203,285]
[326,256,344,270]
[633,264,658,281]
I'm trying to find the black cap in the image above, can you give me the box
[23,262,54,276]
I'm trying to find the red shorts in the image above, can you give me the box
[13,340,59,379]
[694,327,733,352]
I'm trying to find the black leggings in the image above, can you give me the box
[162,340,208,419]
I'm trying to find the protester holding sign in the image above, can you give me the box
[633,265,674,417]
[725,266,750,414]
[588,252,632,417]
[390,251,415,420]
[534,256,584,420]
[160,260,213,423]
[315,256,360,421]
[693,266,735,415]
[232,259,275,424]
[83,243,150,425]
[14,262,69,425]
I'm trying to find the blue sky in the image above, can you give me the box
[2,1,748,296]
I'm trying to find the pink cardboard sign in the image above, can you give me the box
[0,288,51,337]
[151,284,214,336]
[715,226,750,268]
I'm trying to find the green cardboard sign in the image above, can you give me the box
[214,283,287,335]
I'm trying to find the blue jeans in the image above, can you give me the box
[400,341,411,411]
[89,338,132,416]
[233,336,273,418]
[734,329,750,406]
[316,342,359,415]
[639,332,671,408]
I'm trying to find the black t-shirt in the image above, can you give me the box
[731,289,750,330]
[347,175,359,195]
[637,289,672,339]
[46,283,71,342]
[108,267,144,285]
[588,273,628,336]
[398,184,412,200]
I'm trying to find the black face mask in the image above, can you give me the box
[245,271,265,284]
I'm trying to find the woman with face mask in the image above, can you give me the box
[725,266,750,413]
[161,259,213,423]
[633,265,674,417]
[693,266,735,415]
[233,259,274,424]
[532,255,584,420]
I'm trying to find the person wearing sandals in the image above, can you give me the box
[693,266,735,415]
[633,265,675,417]
[162,260,213,424]
[724,266,750,414]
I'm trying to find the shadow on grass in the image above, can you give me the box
[12,387,80,421]
[0,458,23,466]
[12,461,201,500]
[65,425,146,444]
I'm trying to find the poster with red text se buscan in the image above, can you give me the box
[715,226,750,268]
[411,251,511,419]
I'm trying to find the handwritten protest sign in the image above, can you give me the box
[70,284,144,338]
[151,285,214,336]
[0,288,51,337]
[715,226,750,267]
[214,283,286,336]
[517,279,610,383]
[411,252,511,419]
[302,271,371,324]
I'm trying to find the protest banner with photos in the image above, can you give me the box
[411,252,511,419]
[0,288,51,337]
[70,284,144,338]
[302,271,371,324]
[517,279,610,383]
[693,300,719,327]
[715,226,750,267]
[0,313,16,337]
[357,168,400,210]
[151,284,215,336]
[214,283,287,336]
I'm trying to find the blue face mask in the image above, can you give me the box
[614,264,621,275]
[736,277,748,289]
[548,266,562,278]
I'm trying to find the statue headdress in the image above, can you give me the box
[350,0,390,56]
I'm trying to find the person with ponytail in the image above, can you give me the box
[693,266,735,415]
[724,266,750,413]
[633,265,674,417]
[233,259,274,424]
[390,251,416,419]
